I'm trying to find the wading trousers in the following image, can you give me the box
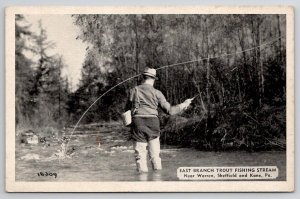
[133,137,162,173]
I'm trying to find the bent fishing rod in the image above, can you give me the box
[64,35,283,153]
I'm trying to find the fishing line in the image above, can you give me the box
[156,36,283,71]
[64,35,283,154]
[65,74,140,153]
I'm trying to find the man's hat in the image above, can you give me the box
[143,68,158,80]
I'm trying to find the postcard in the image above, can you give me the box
[6,6,294,192]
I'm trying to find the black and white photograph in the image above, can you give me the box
[6,6,294,192]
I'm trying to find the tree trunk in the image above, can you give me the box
[277,14,283,64]
[134,16,140,85]
[256,17,264,106]
[205,17,211,116]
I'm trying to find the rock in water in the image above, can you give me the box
[20,130,39,144]
[111,145,127,150]
[122,149,134,153]
[27,135,39,144]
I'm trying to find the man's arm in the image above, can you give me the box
[156,90,191,115]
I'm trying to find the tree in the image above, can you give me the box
[71,14,286,150]
[15,14,34,124]
[16,18,71,128]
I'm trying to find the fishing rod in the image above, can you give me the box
[64,35,283,154]
[191,94,200,101]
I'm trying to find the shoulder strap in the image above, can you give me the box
[135,87,140,104]
[133,87,140,114]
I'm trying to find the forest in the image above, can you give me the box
[15,14,286,151]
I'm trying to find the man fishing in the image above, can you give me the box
[125,68,193,173]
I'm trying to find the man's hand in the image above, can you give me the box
[184,98,193,105]
[180,98,193,110]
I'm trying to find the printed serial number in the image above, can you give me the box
[37,172,57,178]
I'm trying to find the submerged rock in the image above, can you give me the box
[113,140,126,143]
[111,145,128,150]
[104,150,115,154]
[20,153,39,160]
[122,149,134,153]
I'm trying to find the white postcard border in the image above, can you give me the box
[5,6,294,192]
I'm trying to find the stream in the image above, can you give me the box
[15,123,286,181]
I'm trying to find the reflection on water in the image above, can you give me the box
[15,132,286,181]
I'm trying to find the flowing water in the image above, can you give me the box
[16,124,286,181]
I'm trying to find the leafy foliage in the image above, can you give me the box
[15,15,70,129]
[71,14,286,150]
[15,14,286,151]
